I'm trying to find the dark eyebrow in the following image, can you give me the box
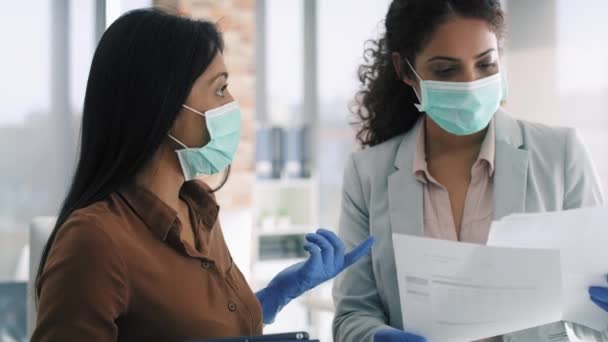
[475,48,496,59]
[208,72,229,85]
[427,56,460,63]
[426,49,496,63]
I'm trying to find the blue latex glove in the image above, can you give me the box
[256,228,375,324]
[374,329,427,342]
[589,275,608,312]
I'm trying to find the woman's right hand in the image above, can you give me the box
[373,328,427,342]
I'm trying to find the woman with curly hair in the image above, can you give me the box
[333,1,607,341]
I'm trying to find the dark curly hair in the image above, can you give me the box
[353,0,506,147]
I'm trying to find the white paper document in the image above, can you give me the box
[488,206,608,332]
[392,234,562,342]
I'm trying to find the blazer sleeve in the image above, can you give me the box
[562,129,608,341]
[563,128,605,209]
[332,154,396,342]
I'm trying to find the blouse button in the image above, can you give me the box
[228,302,237,312]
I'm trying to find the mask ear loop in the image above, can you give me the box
[182,104,207,117]
[167,134,189,149]
[168,104,210,149]
[404,58,424,111]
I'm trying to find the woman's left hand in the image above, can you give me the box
[256,228,374,324]
[281,228,375,293]
[589,275,608,312]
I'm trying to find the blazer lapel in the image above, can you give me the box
[493,109,530,219]
[388,120,424,237]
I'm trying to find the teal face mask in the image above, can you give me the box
[168,101,241,180]
[406,59,505,136]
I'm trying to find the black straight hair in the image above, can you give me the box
[35,8,225,299]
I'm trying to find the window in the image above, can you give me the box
[505,0,608,192]
[0,0,97,280]
[0,0,152,280]
[317,0,392,228]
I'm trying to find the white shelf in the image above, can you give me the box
[255,257,306,266]
[257,224,312,236]
[301,296,335,313]
[252,257,306,284]
[254,177,317,189]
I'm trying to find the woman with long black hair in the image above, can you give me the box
[32,9,373,341]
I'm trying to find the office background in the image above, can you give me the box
[0,1,607,341]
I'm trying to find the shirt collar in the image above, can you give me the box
[412,118,496,182]
[478,119,496,175]
[118,180,219,242]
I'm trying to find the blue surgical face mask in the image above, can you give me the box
[406,59,505,136]
[168,101,241,180]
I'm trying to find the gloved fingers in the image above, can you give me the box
[305,233,334,267]
[344,236,375,268]
[589,273,608,311]
[316,228,345,266]
[303,241,321,259]
[591,295,608,312]
[589,286,608,304]
[301,242,321,273]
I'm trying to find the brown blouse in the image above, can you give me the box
[32,180,263,342]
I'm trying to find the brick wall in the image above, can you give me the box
[155,0,256,209]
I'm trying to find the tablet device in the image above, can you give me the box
[189,331,312,342]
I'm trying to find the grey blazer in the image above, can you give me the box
[332,110,606,342]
